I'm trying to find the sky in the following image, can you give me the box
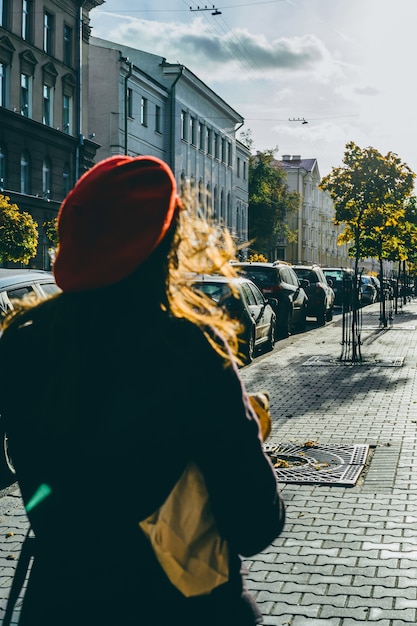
[90,0,417,182]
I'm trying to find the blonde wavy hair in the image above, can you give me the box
[166,198,244,364]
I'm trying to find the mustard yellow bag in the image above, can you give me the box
[139,391,271,598]
[139,461,229,597]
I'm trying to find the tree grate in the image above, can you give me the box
[263,442,369,486]
[302,355,404,367]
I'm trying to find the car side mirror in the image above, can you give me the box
[267,297,278,308]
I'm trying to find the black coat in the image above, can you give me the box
[0,292,285,626]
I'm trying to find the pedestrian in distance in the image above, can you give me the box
[0,155,285,626]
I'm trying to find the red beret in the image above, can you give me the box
[53,155,181,292]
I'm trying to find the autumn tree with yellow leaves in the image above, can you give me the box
[0,194,38,265]
[320,142,416,332]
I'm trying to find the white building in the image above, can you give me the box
[278,155,351,267]
[88,38,249,242]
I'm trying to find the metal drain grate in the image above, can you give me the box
[303,356,404,367]
[263,442,369,486]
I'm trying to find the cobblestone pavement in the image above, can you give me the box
[240,299,417,625]
[1,299,417,625]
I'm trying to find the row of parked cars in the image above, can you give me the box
[192,261,338,364]
[0,264,382,366]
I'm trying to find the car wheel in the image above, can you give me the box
[243,331,255,365]
[317,308,326,326]
[266,320,276,351]
[277,304,292,338]
[296,305,307,332]
[1,434,16,487]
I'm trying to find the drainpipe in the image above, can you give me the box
[123,59,133,155]
[169,65,183,172]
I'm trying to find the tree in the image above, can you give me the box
[320,142,416,356]
[248,149,300,258]
[0,194,38,264]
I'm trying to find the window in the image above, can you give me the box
[214,133,219,160]
[226,192,232,228]
[190,117,197,145]
[220,189,225,222]
[140,97,147,126]
[42,158,51,199]
[206,128,212,155]
[237,157,241,178]
[127,88,133,118]
[43,84,53,126]
[20,152,30,194]
[44,11,54,55]
[63,25,73,66]
[198,122,205,151]
[213,186,218,221]
[1,0,10,28]
[0,62,9,107]
[63,94,72,133]
[21,73,32,116]
[243,161,247,180]
[181,110,187,141]
[227,142,232,167]
[22,0,33,42]
[221,138,226,163]
[155,105,161,133]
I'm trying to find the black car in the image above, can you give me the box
[0,269,61,485]
[231,261,309,338]
[322,267,355,309]
[191,274,276,364]
[0,269,60,326]
[292,264,335,325]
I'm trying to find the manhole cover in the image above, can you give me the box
[303,356,404,367]
[263,442,369,486]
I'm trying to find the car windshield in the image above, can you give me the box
[192,282,232,303]
[237,268,275,287]
[294,268,316,283]
[323,270,345,282]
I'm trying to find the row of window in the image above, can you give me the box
[0,145,71,198]
[181,111,235,168]
[180,172,248,238]
[1,0,74,66]
[1,62,74,132]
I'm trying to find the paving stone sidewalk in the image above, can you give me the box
[241,299,417,625]
[1,299,417,625]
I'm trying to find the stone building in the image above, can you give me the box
[0,0,102,269]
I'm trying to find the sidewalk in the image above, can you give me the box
[1,299,417,624]
[240,298,417,625]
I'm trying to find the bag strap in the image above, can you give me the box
[3,527,36,626]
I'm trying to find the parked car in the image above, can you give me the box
[191,274,276,364]
[322,267,356,309]
[0,269,60,328]
[360,275,378,306]
[230,261,309,338]
[292,264,335,324]
[0,269,61,485]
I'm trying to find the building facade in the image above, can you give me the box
[0,0,102,269]
[89,38,249,244]
[278,155,351,267]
